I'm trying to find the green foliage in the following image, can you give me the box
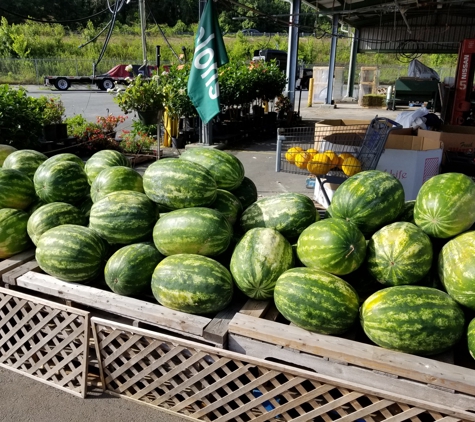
[161,63,197,118]
[119,120,157,154]
[37,96,66,125]
[0,84,43,148]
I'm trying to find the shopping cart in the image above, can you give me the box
[276,116,402,206]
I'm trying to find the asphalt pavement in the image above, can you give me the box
[1,85,405,422]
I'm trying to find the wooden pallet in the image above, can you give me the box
[0,286,90,398]
[227,300,475,420]
[2,262,246,348]
[91,316,473,422]
[0,249,36,285]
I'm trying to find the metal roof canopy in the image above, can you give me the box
[301,0,475,53]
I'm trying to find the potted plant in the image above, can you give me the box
[38,95,67,142]
[110,65,167,125]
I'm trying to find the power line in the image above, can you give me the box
[0,5,109,24]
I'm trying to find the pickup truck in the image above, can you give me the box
[44,64,157,91]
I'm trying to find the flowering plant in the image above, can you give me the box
[38,95,66,125]
[275,94,292,112]
[110,67,167,113]
[160,64,197,119]
[119,120,156,154]
[96,114,127,133]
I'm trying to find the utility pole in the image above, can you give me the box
[139,0,147,66]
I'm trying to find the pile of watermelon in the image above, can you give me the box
[1,142,475,361]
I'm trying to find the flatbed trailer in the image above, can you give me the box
[43,64,158,91]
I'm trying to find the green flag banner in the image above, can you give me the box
[187,0,229,124]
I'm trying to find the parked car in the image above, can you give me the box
[241,29,262,36]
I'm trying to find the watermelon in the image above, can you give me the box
[229,176,258,210]
[274,267,360,335]
[360,285,465,355]
[152,207,232,257]
[89,190,158,244]
[367,222,433,286]
[438,231,475,310]
[143,158,217,209]
[330,170,405,235]
[179,147,245,190]
[38,153,85,169]
[33,160,89,205]
[396,200,415,223]
[91,166,144,203]
[0,168,36,210]
[240,193,317,240]
[26,198,47,215]
[414,173,475,238]
[151,254,233,315]
[209,189,243,225]
[78,195,93,221]
[230,227,294,299]
[296,218,366,276]
[35,224,108,283]
[84,149,130,185]
[0,145,17,166]
[0,208,32,259]
[2,149,48,179]
[468,318,475,360]
[27,202,87,246]
[105,242,164,296]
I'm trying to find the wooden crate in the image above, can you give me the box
[227,300,475,420]
[92,316,473,422]
[0,286,90,398]
[2,262,246,348]
[0,249,36,286]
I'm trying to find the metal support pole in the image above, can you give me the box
[156,46,161,68]
[139,0,147,66]
[286,0,301,111]
[326,14,339,105]
[346,28,359,98]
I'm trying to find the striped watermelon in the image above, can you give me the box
[27,198,47,215]
[36,224,108,283]
[78,195,93,221]
[153,207,232,257]
[229,176,258,210]
[89,190,158,244]
[360,285,465,355]
[396,200,415,223]
[38,153,85,169]
[469,318,475,360]
[438,230,475,310]
[230,227,294,300]
[27,202,87,246]
[0,208,32,259]
[91,166,144,203]
[209,189,243,225]
[414,173,475,238]
[179,147,245,190]
[296,218,367,276]
[274,267,360,335]
[0,145,17,166]
[0,168,36,210]
[331,170,405,235]
[84,149,130,185]
[33,160,89,205]
[367,222,433,286]
[143,158,217,209]
[105,242,164,296]
[240,193,317,240]
[2,149,48,179]
[151,254,234,315]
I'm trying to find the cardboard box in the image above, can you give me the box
[314,119,369,150]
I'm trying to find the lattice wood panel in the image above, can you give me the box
[92,317,470,422]
[0,286,90,398]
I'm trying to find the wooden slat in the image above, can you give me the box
[16,271,210,337]
[229,312,475,397]
[2,260,40,285]
[239,299,271,318]
[0,249,35,276]
[92,317,475,422]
